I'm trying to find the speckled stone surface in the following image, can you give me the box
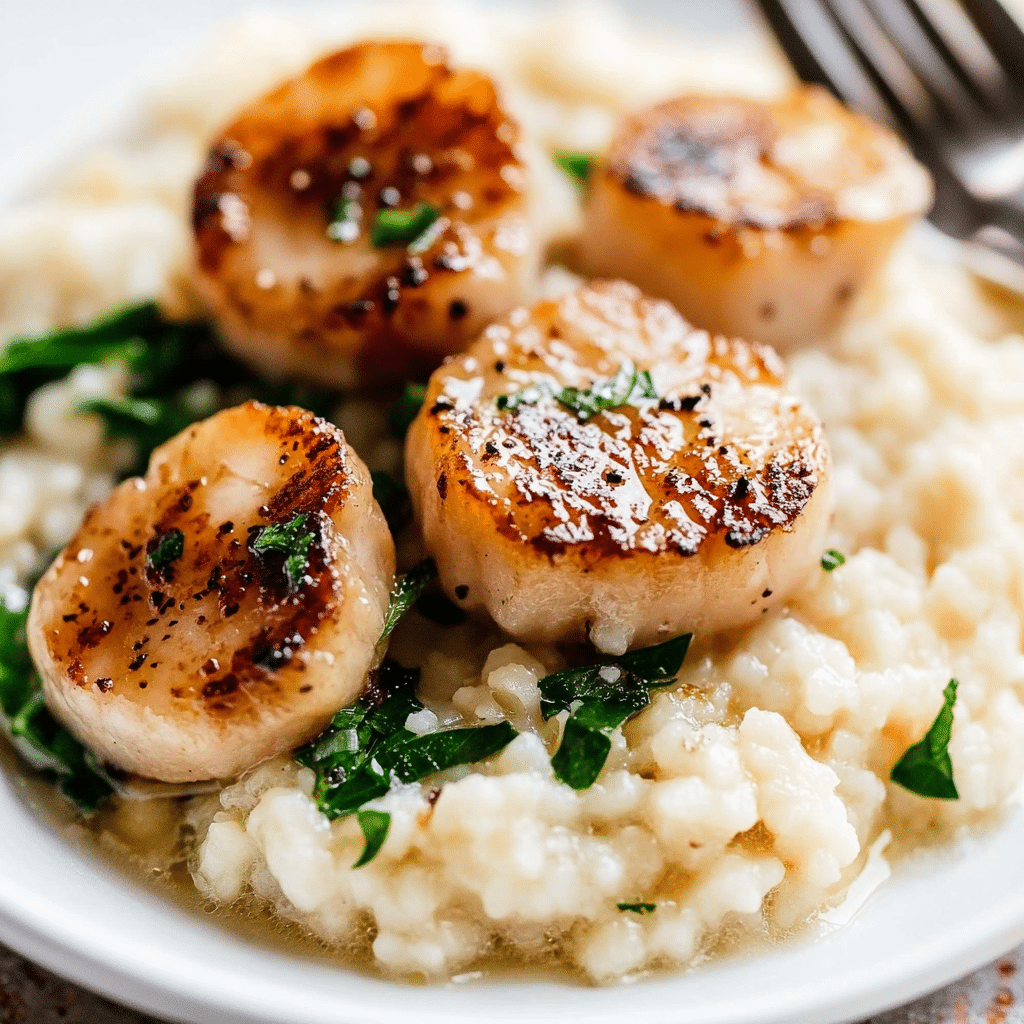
[866,952,1023,1024]
[0,944,163,1024]
[2,940,1022,1024]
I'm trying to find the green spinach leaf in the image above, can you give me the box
[0,597,113,813]
[540,633,691,790]
[5,301,340,476]
[890,679,959,800]
[296,656,517,820]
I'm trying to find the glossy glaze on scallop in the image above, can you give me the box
[581,86,933,349]
[192,39,540,389]
[405,280,833,653]
[27,402,395,782]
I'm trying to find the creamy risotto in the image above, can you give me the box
[4,0,1024,987]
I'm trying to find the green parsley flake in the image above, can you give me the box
[495,382,556,414]
[147,528,184,570]
[541,633,691,790]
[379,559,437,641]
[295,658,517,820]
[252,513,315,590]
[555,151,597,186]
[497,361,658,422]
[326,198,362,244]
[890,679,959,800]
[372,203,441,249]
[617,902,656,914]
[353,809,391,867]
[821,549,846,571]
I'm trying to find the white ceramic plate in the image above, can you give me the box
[3,751,1024,1024]
[4,3,1024,1023]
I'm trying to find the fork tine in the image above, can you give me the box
[754,0,977,241]
[755,0,897,127]
[962,0,1024,101]
[862,0,986,127]
[820,0,940,138]
[900,0,1021,113]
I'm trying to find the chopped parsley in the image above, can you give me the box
[252,513,315,591]
[0,594,114,813]
[379,559,437,641]
[495,382,557,414]
[372,203,441,250]
[821,549,846,571]
[617,902,656,914]
[353,809,391,867]
[890,679,959,800]
[296,658,516,819]
[297,562,516,819]
[555,151,597,187]
[497,361,658,422]
[326,198,362,244]
[147,528,184,570]
[540,633,691,790]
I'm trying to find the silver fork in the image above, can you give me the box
[755,0,1024,291]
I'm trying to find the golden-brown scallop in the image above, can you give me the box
[581,86,932,349]
[405,280,832,654]
[27,402,394,782]
[192,39,540,389]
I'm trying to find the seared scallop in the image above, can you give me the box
[581,86,932,349]
[405,280,832,654]
[192,39,540,389]
[27,402,394,782]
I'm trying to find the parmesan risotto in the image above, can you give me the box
[4,0,1024,988]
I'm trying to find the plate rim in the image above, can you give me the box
[3,765,1024,1024]
[3,4,1024,1023]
